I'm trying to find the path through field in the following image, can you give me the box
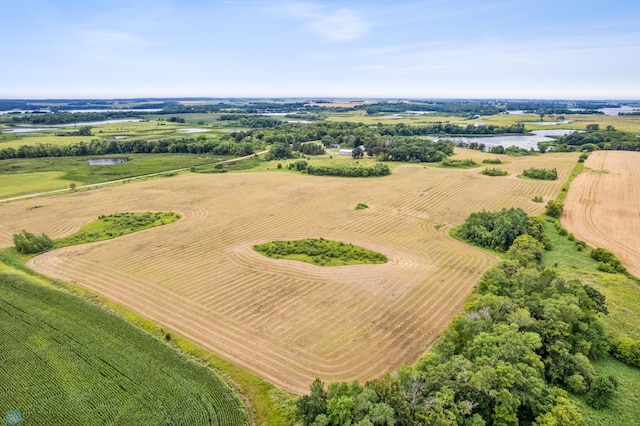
[0,151,578,394]
[563,151,640,278]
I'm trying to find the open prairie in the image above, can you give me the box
[0,150,578,394]
[562,150,640,278]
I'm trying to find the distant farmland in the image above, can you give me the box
[0,150,579,394]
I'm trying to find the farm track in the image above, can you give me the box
[562,151,640,278]
[0,150,579,394]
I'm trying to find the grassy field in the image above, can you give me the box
[0,268,249,425]
[325,110,640,133]
[0,120,230,149]
[0,150,579,394]
[0,154,229,198]
[55,212,181,248]
[570,357,640,426]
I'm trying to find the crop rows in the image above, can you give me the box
[0,149,580,394]
[563,151,640,278]
[0,272,249,425]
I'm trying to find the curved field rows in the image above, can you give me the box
[0,150,578,394]
[562,151,640,278]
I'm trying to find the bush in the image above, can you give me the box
[295,160,308,171]
[441,158,478,168]
[355,203,368,210]
[482,158,503,164]
[578,153,589,163]
[13,230,54,254]
[523,168,558,180]
[507,234,545,265]
[532,196,544,203]
[546,200,564,218]
[480,168,508,176]
[610,337,640,368]
[591,248,626,273]
[587,375,618,409]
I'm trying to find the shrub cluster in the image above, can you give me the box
[441,158,478,168]
[480,167,508,176]
[610,337,640,368]
[254,238,387,266]
[482,158,503,164]
[12,230,54,254]
[591,248,626,273]
[523,167,558,180]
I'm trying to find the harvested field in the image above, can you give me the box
[562,151,640,278]
[0,150,578,394]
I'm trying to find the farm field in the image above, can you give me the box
[562,150,640,278]
[0,120,231,150]
[0,150,579,394]
[0,154,230,199]
[0,270,249,425]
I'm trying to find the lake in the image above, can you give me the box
[439,129,578,151]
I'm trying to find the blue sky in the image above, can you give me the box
[1,0,639,99]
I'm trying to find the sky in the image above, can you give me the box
[1,0,639,99]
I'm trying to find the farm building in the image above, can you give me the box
[338,149,353,155]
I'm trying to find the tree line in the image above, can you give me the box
[0,137,256,160]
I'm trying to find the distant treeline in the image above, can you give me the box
[555,128,640,151]
[0,137,255,160]
[504,100,617,114]
[1,111,147,125]
[358,101,504,116]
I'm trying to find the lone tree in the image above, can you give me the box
[69,182,77,191]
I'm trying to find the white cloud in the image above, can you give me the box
[283,2,370,41]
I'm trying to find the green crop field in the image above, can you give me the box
[0,270,249,425]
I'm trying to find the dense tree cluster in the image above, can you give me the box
[0,137,255,160]
[455,208,550,252]
[305,163,391,177]
[558,128,640,151]
[292,142,325,155]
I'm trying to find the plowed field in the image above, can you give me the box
[0,150,578,394]
[562,151,640,278]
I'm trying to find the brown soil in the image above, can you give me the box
[562,150,640,278]
[0,150,578,394]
